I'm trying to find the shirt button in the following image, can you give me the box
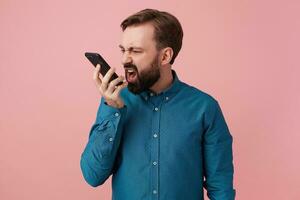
[153,133,158,138]
[153,190,157,194]
[150,93,154,96]
[154,107,159,111]
[114,113,119,117]
[153,161,157,166]
[165,96,169,100]
[109,137,113,142]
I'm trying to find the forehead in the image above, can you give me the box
[120,23,156,49]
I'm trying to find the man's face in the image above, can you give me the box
[119,23,161,94]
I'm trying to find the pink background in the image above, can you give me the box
[1,0,299,199]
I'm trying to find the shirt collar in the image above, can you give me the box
[139,69,182,100]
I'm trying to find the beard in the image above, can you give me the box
[124,55,161,94]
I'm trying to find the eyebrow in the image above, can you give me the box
[118,45,144,50]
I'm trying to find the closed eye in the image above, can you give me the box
[118,45,143,54]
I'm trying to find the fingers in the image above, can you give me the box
[101,67,116,91]
[114,81,128,96]
[93,64,127,101]
[106,76,125,94]
[93,64,102,86]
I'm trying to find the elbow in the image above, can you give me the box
[85,178,104,188]
[80,156,108,187]
[82,171,105,188]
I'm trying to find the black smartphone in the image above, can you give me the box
[85,52,122,86]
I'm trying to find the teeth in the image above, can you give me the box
[127,69,134,73]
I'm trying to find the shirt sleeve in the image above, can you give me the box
[80,97,127,187]
[202,99,236,200]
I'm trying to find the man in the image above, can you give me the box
[80,9,236,200]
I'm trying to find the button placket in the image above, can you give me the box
[151,103,161,199]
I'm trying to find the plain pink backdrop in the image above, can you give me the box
[1,0,299,199]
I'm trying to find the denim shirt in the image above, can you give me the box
[80,70,236,200]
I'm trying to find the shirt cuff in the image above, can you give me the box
[95,98,127,124]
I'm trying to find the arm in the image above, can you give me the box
[202,99,236,200]
[80,97,127,187]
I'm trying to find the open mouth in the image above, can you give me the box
[125,68,137,83]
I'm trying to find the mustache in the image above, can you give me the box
[124,63,137,70]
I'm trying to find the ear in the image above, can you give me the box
[160,47,174,65]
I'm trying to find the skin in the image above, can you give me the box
[93,22,174,108]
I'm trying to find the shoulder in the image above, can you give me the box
[178,81,219,107]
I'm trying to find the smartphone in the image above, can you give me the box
[85,52,122,86]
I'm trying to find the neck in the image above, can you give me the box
[149,68,173,94]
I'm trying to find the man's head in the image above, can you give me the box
[119,9,183,94]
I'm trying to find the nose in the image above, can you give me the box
[121,51,133,66]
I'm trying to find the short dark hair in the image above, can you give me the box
[120,9,183,65]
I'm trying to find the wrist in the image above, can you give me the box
[105,101,124,109]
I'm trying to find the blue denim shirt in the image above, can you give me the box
[80,70,236,200]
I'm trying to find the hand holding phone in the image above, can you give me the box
[85,52,122,86]
[85,52,127,108]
